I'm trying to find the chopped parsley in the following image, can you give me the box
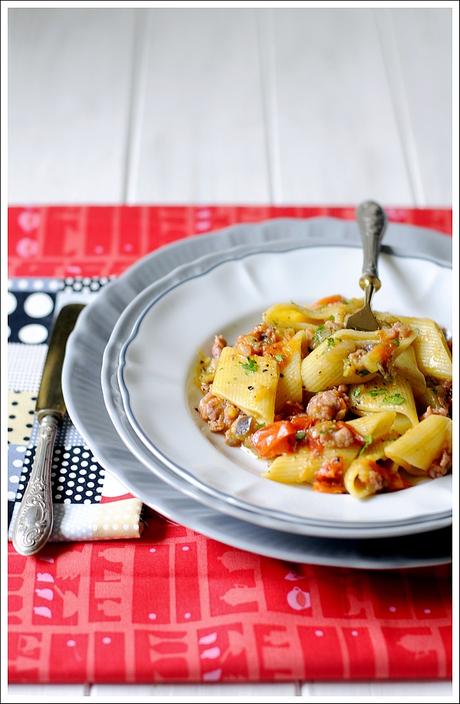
[328,315,335,321]
[357,369,371,376]
[295,430,306,441]
[359,434,373,455]
[392,338,400,346]
[368,388,387,397]
[240,357,258,373]
[326,337,336,348]
[274,354,284,362]
[312,324,325,346]
[351,387,362,401]
[383,392,405,405]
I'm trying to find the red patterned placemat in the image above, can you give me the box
[8,205,452,684]
[8,205,452,278]
[8,514,452,684]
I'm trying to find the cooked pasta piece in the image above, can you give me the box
[384,415,452,473]
[302,336,378,391]
[349,375,418,427]
[275,331,304,411]
[265,446,358,485]
[391,414,412,435]
[406,318,451,380]
[377,315,452,380]
[346,410,396,439]
[393,346,427,398]
[211,347,279,423]
[357,329,416,374]
[344,458,386,499]
[306,296,362,324]
[263,303,317,331]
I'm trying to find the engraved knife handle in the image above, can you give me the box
[356,200,387,292]
[12,415,59,556]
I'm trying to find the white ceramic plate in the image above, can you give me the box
[63,217,451,565]
[109,241,452,535]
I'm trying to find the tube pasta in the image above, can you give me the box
[346,411,396,439]
[349,375,418,427]
[344,458,384,499]
[377,314,452,380]
[384,415,452,472]
[391,414,412,435]
[265,446,358,485]
[406,318,451,380]
[301,335,379,391]
[211,347,279,423]
[275,331,304,411]
[263,303,317,331]
[393,346,426,398]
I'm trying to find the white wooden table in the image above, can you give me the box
[7,7,452,699]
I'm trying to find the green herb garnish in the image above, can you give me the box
[359,434,373,455]
[240,357,258,373]
[351,387,362,401]
[295,430,306,441]
[357,369,371,376]
[383,392,405,405]
[312,324,326,347]
[392,339,400,346]
[369,388,387,397]
[274,354,284,362]
[326,337,336,348]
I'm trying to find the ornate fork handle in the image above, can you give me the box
[356,200,387,290]
[12,415,59,556]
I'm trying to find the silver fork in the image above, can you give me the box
[346,200,387,332]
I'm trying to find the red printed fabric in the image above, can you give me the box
[8,206,452,683]
[8,513,452,684]
[8,205,451,278]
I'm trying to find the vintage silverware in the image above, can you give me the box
[346,200,387,331]
[12,304,85,556]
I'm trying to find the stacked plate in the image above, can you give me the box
[62,217,452,569]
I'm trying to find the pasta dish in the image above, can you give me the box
[195,295,452,498]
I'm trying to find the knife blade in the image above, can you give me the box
[12,304,85,556]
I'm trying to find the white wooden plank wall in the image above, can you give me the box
[8,8,451,206]
[7,6,452,699]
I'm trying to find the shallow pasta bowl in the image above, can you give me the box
[102,240,452,537]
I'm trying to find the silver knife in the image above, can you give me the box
[12,304,85,556]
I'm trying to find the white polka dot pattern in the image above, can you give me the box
[15,445,105,504]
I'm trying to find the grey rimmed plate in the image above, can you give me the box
[63,218,452,566]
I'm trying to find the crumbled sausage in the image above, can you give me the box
[306,387,349,421]
[309,421,357,448]
[423,379,452,418]
[428,449,452,479]
[198,392,239,432]
[345,348,367,371]
[385,322,413,340]
[235,324,280,357]
[313,456,345,493]
[211,335,227,359]
[365,467,385,493]
[421,405,449,421]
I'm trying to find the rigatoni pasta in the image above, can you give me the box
[196,295,452,499]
